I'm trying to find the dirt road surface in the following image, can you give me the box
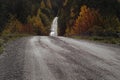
[0,36,120,80]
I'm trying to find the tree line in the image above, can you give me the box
[0,0,60,35]
[58,0,120,37]
[0,0,120,37]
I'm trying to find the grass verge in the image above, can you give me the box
[71,36,120,45]
[0,34,31,54]
[0,39,4,53]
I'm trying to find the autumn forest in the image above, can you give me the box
[0,0,120,37]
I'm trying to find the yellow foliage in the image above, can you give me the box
[40,0,46,8]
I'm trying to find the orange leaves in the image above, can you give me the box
[73,5,101,35]
[68,5,120,37]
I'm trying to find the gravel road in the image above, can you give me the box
[0,36,120,80]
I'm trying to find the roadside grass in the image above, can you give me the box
[0,34,31,54]
[71,36,120,45]
[0,39,4,54]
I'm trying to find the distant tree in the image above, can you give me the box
[2,15,23,34]
[27,12,47,35]
[46,0,52,9]
[40,0,46,9]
